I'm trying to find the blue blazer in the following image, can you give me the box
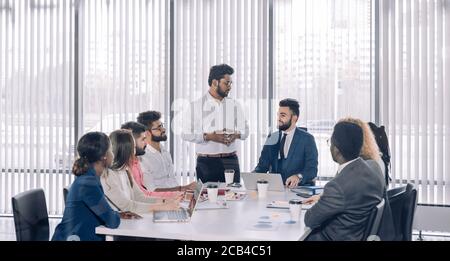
[254,127,318,185]
[52,168,120,241]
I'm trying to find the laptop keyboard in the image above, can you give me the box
[166,210,188,220]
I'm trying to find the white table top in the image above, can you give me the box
[96,188,312,241]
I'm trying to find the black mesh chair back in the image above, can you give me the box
[11,188,49,241]
[388,183,418,241]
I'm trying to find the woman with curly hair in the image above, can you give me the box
[339,117,385,179]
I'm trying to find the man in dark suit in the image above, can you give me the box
[254,98,318,187]
[304,121,386,241]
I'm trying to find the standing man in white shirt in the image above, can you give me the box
[181,64,249,183]
[137,111,196,192]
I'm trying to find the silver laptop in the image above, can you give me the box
[241,172,285,191]
[153,181,203,223]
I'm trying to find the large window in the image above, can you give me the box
[1,0,449,215]
[274,0,374,177]
[379,0,450,204]
[0,0,75,214]
[80,0,168,134]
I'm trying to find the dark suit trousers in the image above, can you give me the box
[196,155,240,183]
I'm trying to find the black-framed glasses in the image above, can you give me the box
[151,123,165,131]
[220,80,233,87]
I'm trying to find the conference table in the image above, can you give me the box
[96,186,312,241]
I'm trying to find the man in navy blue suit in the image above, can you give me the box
[254,98,318,187]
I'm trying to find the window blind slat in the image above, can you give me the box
[396,0,404,188]
[445,0,450,204]
[405,0,412,185]
[420,0,428,202]
[428,0,435,203]
[436,0,444,204]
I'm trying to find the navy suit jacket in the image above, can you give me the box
[254,127,318,185]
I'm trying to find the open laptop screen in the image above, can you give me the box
[187,180,203,216]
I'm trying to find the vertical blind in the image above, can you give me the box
[0,0,169,215]
[80,0,168,134]
[274,0,373,178]
[171,0,270,177]
[2,0,449,216]
[0,0,75,215]
[379,0,450,204]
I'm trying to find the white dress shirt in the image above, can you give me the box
[280,127,296,159]
[139,144,179,190]
[337,157,360,174]
[181,91,249,155]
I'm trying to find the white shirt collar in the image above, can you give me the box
[145,144,165,154]
[206,90,225,104]
[337,157,360,174]
[282,127,296,136]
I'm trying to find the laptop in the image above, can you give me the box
[241,172,285,192]
[153,181,203,223]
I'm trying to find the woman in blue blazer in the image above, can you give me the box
[52,132,121,241]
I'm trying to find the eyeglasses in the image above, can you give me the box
[151,123,165,131]
[221,80,233,87]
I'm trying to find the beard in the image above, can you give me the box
[152,134,167,142]
[135,145,146,156]
[330,143,341,164]
[278,118,292,131]
[217,86,229,98]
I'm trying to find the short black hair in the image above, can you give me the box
[279,98,300,116]
[331,121,363,161]
[121,121,147,139]
[208,64,234,86]
[137,111,161,129]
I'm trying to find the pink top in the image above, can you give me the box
[129,159,179,198]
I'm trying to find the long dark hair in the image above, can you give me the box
[72,132,110,176]
[109,129,135,171]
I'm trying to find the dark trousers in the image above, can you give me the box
[196,155,240,183]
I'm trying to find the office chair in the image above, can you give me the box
[388,183,417,240]
[387,185,407,199]
[11,188,50,241]
[364,198,385,241]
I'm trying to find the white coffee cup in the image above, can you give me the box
[207,184,219,203]
[257,180,269,199]
[224,169,235,185]
[289,199,302,221]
